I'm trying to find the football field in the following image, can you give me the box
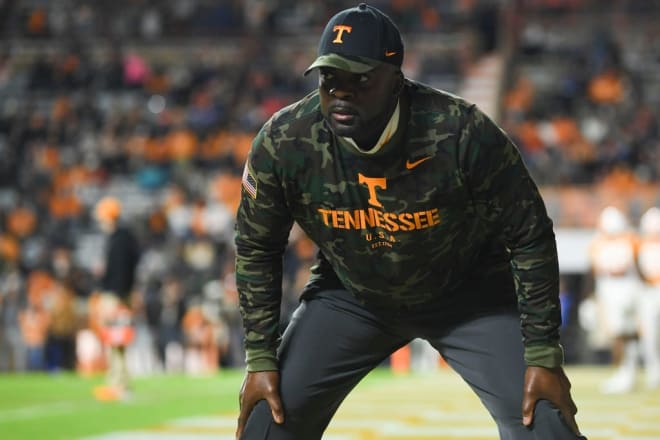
[1,366,659,440]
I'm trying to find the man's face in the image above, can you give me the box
[319,64,401,145]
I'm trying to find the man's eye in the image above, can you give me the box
[321,72,334,81]
[359,75,370,83]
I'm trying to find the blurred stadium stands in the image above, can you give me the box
[0,0,658,373]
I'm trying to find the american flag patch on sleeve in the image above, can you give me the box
[241,161,258,199]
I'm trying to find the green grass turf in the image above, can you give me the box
[0,368,396,440]
[4,367,660,440]
[0,370,245,440]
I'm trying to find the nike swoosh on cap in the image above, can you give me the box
[385,51,397,57]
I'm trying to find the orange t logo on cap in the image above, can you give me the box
[332,25,352,43]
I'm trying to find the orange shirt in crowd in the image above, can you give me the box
[148,209,168,235]
[599,167,640,193]
[19,305,50,347]
[0,234,20,262]
[190,200,207,237]
[124,132,149,158]
[145,71,170,94]
[143,136,171,163]
[167,128,198,161]
[182,306,209,344]
[515,121,543,153]
[49,190,83,219]
[230,132,253,166]
[27,8,47,35]
[505,76,535,114]
[588,70,624,104]
[20,272,53,347]
[51,96,73,121]
[211,174,241,213]
[200,130,240,162]
[6,207,37,238]
[26,270,55,302]
[199,131,228,161]
[36,146,60,173]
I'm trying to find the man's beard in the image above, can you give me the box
[325,99,395,144]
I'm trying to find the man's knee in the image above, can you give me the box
[241,401,276,439]
[531,400,586,439]
[241,399,324,440]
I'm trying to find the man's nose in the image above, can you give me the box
[330,85,354,99]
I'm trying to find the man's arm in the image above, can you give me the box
[460,105,562,366]
[234,126,294,438]
[235,126,294,372]
[461,106,582,435]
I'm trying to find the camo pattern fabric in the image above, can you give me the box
[235,79,561,371]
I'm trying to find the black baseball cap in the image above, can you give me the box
[304,3,404,76]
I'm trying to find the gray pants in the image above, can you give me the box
[242,289,583,439]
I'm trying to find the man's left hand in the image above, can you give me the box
[522,365,581,435]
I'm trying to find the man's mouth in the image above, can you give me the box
[332,112,354,122]
[329,106,357,123]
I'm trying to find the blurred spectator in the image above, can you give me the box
[46,283,78,371]
[123,52,150,89]
[92,196,141,401]
[181,295,229,375]
[19,274,52,371]
[0,270,26,371]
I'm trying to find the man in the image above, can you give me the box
[588,206,641,394]
[637,207,660,389]
[235,4,585,439]
[92,196,141,401]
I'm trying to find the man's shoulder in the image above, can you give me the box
[266,90,322,136]
[406,79,475,116]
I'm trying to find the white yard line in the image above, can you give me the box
[0,401,82,422]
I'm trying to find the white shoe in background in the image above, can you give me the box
[600,368,636,394]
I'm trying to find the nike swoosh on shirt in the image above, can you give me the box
[405,156,432,169]
[385,51,397,57]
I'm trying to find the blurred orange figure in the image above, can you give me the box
[589,206,641,394]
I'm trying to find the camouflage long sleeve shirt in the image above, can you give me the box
[235,79,563,372]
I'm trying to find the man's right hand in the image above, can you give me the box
[236,370,284,439]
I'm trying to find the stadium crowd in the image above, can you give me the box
[501,0,660,227]
[0,0,659,377]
